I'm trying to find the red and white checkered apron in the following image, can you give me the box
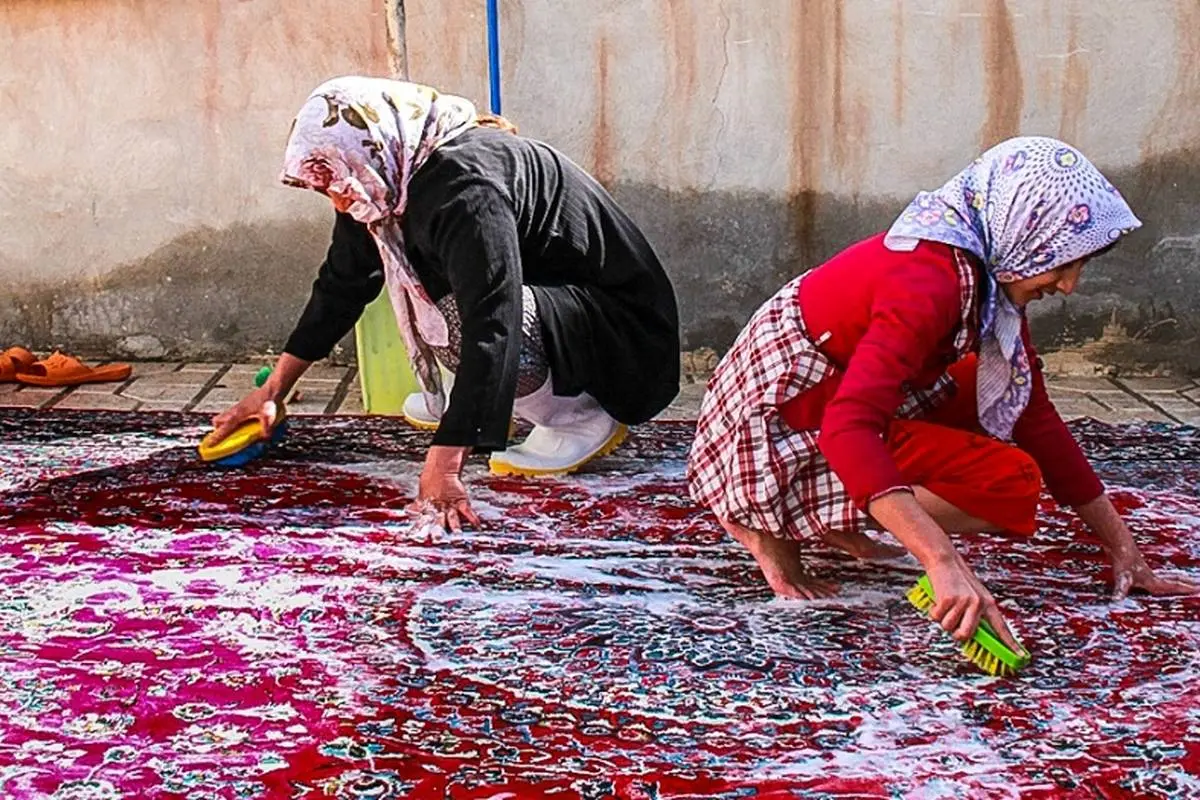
[687,253,979,540]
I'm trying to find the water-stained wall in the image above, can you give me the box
[0,0,392,359]
[407,0,1200,372]
[3,0,1199,371]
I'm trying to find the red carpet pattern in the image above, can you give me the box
[0,411,1198,798]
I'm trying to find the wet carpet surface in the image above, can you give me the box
[1,411,1198,799]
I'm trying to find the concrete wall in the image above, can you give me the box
[3,0,1199,373]
[0,0,393,359]
[406,0,1200,374]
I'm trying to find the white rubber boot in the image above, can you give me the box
[402,392,441,431]
[488,378,627,477]
[401,368,454,431]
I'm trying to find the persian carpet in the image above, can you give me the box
[0,410,1198,799]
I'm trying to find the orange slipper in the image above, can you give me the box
[0,347,36,382]
[16,351,133,387]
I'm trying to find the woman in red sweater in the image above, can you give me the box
[688,136,1197,650]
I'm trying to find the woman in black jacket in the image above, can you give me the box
[211,77,680,530]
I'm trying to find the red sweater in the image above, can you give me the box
[785,233,1103,510]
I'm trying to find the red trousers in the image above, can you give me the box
[800,355,1041,535]
[885,355,1041,534]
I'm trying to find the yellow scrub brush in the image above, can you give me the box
[907,574,1031,677]
[197,366,288,468]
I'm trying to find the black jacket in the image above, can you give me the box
[285,127,680,450]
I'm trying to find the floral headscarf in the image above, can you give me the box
[281,76,479,415]
[884,136,1142,440]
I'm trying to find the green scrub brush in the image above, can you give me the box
[907,574,1031,677]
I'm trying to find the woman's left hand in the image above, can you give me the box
[1109,547,1200,601]
[408,446,480,532]
[1075,494,1199,601]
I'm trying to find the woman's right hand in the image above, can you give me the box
[210,385,282,444]
[868,490,1024,653]
[926,554,1024,654]
[208,354,310,443]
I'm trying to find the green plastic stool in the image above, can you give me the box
[354,293,420,414]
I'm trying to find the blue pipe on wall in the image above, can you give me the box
[486,0,502,114]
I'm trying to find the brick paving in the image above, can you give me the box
[2,361,1199,425]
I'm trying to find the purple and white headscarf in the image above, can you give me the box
[884,136,1142,440]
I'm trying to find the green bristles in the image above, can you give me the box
[906,574,1031,677]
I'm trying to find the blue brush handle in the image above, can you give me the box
[213,421,289,468]
[487,0,502,114]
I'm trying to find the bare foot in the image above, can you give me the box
[822,529,908,561]
[720,518,838,600]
